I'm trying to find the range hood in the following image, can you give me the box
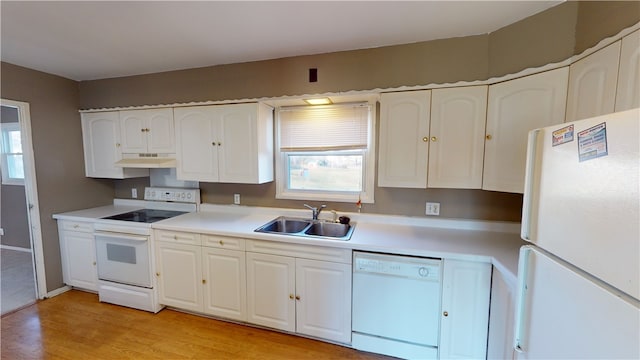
[114,153,177,168]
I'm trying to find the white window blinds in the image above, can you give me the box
[278,103,370,151]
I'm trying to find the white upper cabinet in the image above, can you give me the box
[174,103,274,184]
[119,108,175,154]
[428,86,487,189]
[81,112,148,179]
[566,41,621,122]
[483,67,569,193]
[615,30,640,112]
[378,90,431,188]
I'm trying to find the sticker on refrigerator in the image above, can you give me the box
[552,124,574,146]
[578,122,608,162]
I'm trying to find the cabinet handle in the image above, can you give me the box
[173,235,178,240]
[73,224,79,229]
[156,272,160,277]
[202,279,206,284]
[486,134,493,140]
[116,143,121,147]
[146,128,150,132]
[289,294,294,300]
[218,142,222,146]
[141,128,145,132]
[422,137,429,142]
[295,295,301,301]
[212,142,217,146]
[431,136,437,142]
[93,261,96,266]
[219,240,224,246]
[443,311,449,317]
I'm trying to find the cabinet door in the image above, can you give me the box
[174,106,219,182]
[155,241,203,312]
[484,68,568,193]
[246,252,295,332]
[566,41,621,122]
[119,110,148,153]
[378,90,431,188]
[487,268,517,360]
[429,86,487,189]
[146,108,175,153]
[202,247,247,321]
[82,112,144,179]
[440,259,492,360]
[615,30,640,112]
[295,259,351,343]
[59,230,98,291]
[216,104,260,183]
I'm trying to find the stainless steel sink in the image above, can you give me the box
[255,216,354,241]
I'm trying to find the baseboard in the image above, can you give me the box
[46,286,71,299]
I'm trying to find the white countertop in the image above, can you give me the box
[53,202,525,286]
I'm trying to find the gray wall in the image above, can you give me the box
[1,105,30,249]
[1,63,115,293]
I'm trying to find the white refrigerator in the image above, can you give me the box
[516,108,640,359]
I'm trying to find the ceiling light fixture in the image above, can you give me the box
[303,97,332,105]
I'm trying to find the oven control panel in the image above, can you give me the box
[144,187,201,204]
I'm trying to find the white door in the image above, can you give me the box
[202,247,246,321]
[246,252,295,332]
[174,106,219,182]
[522,109,639,299]
[440,259,492,360]
[615,30,640,111]
[429,86,487,189]
[483,67,568,193]
[81,112,124,178]
[566,41,621,122]
[119,110,148,153]
[155,242,203,312]
[217,104,259,183]
[145,108,175,153]
[514,246,640,359]
[295,258,351,343]
[60,230,97,291]
[378,90,431,188]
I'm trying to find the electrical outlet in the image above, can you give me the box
[426,202,440,216]
[131,188,137,198]
[233,193,241,205]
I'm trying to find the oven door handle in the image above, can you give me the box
[94,232,149,242]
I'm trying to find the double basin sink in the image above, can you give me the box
[254,216,354,241]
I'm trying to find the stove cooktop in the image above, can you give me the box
[102,209,187,223]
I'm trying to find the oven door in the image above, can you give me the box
[95,232,152,288]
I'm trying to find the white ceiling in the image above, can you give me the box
[1,1,562,81]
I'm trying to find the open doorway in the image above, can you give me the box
[1,99,45,314]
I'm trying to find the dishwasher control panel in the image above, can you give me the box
[353,252,441,281]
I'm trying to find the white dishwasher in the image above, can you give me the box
[352,251,442,359]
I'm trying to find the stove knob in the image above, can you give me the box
[418,267,430,277]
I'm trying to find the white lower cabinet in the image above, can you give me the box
[487,268,517,360]
[440,259,492,360]
[154,230,247,321]
[58,220,98,291]
[246,243,352,344]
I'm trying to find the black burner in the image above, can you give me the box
[102,209,187,223]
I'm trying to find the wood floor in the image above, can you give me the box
[1,290,394,359]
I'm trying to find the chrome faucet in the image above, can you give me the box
[304,203,326,220]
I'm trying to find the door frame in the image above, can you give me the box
[1,98,46,299]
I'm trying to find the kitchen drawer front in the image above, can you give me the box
[154,230,201,246]
[246,240,351,264]
[60,220,93,233]
[202,234,245,250]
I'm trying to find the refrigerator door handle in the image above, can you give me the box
[514,246,533,353]
[521,129,542,241]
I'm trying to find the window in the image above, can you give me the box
[275,101,375,203]
[1,122,25,185]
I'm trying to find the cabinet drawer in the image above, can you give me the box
[246,240,351,264]
[154,230,201,246]
[60,220,93,233]
[202,234,245,250]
